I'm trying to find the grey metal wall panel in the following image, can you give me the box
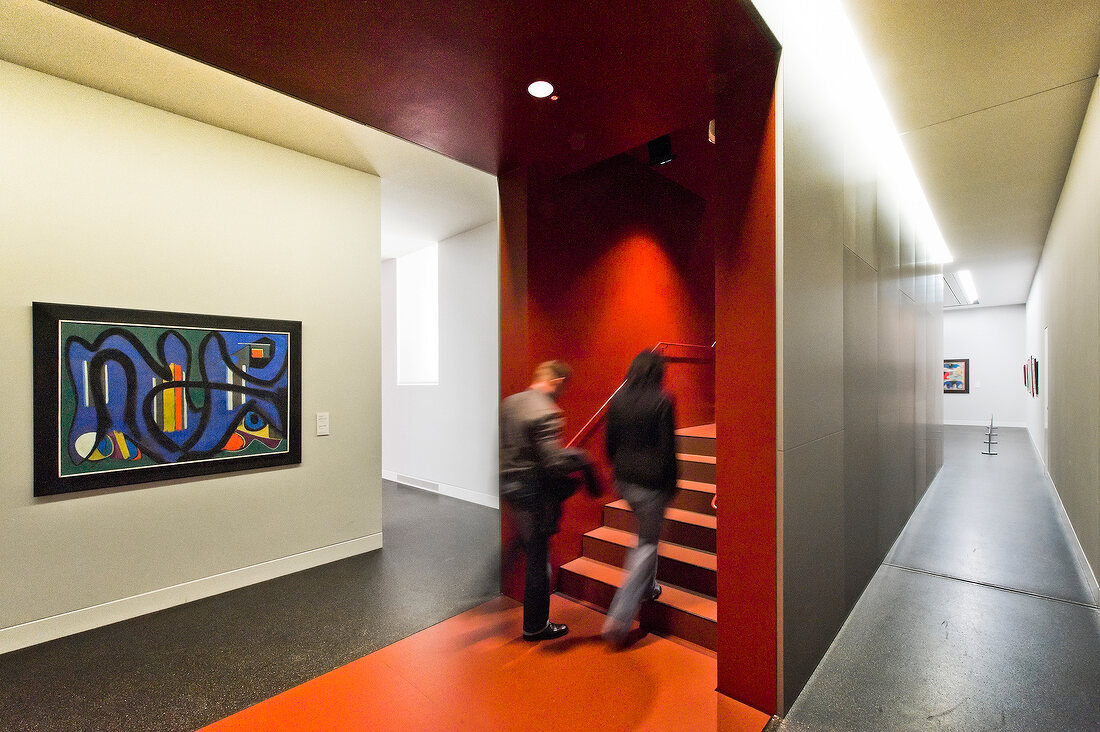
[875,184,908,556]
[914,265,929,503]
[931,272,945,477]
[844,248,880,608]
[781,33,845,451]
[899,209,916,301]
[782,430,845,712]
[898,298,918,513]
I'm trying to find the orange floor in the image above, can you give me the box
[201,594,769,732]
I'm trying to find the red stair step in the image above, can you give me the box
[669,479,717,516]
[558,556,717,650]
[675,424,716,457]
[603,499,717,553]
[582,526,716,597]
[677,453,716,484]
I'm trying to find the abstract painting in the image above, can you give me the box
[33,302,301,496]
[943,358,969,394]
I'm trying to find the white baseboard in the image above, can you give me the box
[391,473,499,510]
[944,419,1026,428]
[395,473,439,492]
[0,532,382,656]
[437,481,499,510]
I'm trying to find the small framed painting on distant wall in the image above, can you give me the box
[943,359,969,394]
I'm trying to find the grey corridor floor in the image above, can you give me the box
[780,425,1100,732]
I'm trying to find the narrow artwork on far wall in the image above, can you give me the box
[1025,356,1039,397]
[943,358,969,394]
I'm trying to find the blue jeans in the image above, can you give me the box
[604,481,668,632]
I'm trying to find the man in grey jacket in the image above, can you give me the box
[500,360,594,641]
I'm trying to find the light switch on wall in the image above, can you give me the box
[316,412,330,436]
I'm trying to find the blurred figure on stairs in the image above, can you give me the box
[602,351,678,645]
[500,360,597,642]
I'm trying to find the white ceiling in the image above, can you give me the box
[0,0,499,262]
[840,0,1100,307]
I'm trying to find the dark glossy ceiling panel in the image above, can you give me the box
[50,0,776,176]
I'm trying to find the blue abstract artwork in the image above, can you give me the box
[34,303,301,495]
[943,358,969,394]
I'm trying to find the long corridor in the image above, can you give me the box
[780,425,1100,731]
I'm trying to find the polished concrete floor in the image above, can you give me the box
[0,480,501,732]
[781,426,1100,731]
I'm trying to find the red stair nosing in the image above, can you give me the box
[674,424,717,439]
[677,452,717,465]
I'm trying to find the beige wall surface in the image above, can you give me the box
[777,0,944,711]
[1026,76,1100,575]
[0,60,382,647]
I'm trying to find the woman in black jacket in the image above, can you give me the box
[601,350,677,645]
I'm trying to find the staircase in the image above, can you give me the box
[559,424,718,649]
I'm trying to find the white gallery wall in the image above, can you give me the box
[0,60,382,652]
[382,221,501,508]
[943,305,1028,427]
[1025,75,1100,575]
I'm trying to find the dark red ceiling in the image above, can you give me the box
[50,1,776,176]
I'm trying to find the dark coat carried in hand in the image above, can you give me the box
[500,388,592,531]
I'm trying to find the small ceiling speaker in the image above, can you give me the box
[647,134,675,165]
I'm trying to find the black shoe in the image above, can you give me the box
[523,622,569,641]
[645,584,662,602]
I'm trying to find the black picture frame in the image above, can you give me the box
[33,302,302,496]
[943,358,969,394]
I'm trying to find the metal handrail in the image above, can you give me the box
[565,340,715,448]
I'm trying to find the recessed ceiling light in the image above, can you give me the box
[527,80,554,98]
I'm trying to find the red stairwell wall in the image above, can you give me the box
[500,153,716,602]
